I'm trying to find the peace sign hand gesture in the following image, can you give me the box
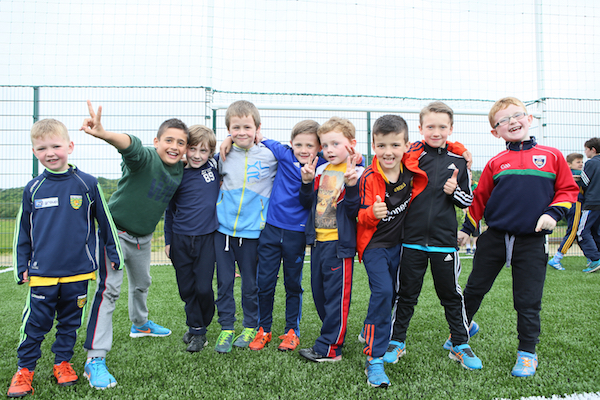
[344,146,359,187]
[301,154,318,184]
[80,100,107,139]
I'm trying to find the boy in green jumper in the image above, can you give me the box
[80,101,188,389]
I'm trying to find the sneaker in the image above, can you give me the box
[382,341,406,364]
[449,344,483,370]
[186,334,208,353]
[233,327,257,348]
[278,329,299,351]
[358,326,366,343]
[53,361,78,386]
[84,358,117,390]
[583,259,600,273]
[443,321,480,350]
[214,330,235,353]
[365,357,390,388]
[511,351,538,377]
[129,320,171,338]
[547,258,565,271]
[249,327,272,351]
[183,331,193,344]
[7,368,34,398]
[466,248,472,255]
[299,347,342,362]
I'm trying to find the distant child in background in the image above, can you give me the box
[356,115,411,388]
[298,117,363,363]
[8,119,122,398]
[81,101,188,389]
[247,120,321,352]
[213,100,277,353]
[458,96,578,377]
[385,101,480,371]
[547,152,585,270]
[164,125,219,352]
[576,138,600,273]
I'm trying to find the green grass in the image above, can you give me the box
[1,256,599,399]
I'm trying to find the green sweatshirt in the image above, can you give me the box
[108,135,183,237]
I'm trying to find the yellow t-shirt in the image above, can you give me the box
[315,162,347,242]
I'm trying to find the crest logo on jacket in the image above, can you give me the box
[533,155,547,169]
[70,195,83,210]
[77,294,87,308]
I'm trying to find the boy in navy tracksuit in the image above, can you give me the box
[298,117,364,362]
[458,97,578,377]
[247,120,322,352]
[386,101,481,370]
[8,119,122,398]
[164,125,220,352]
[213,100,278,353]
[547,152,584,270]
[576,138,600,273]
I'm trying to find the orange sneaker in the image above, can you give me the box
[7,368,34,398]
[53,361,78,386]
[278,329,299,351]
[249,327,271,351]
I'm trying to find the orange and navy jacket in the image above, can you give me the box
[357,156,412,261]
[462,137,579,236]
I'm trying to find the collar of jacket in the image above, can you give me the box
[506,136,537,151]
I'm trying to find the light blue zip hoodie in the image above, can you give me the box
[217,142,277,239]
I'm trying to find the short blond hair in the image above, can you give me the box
[30,118,70,143]
[188,124,217,156]
[317,117,355,140]
[225,100,261,130]
[488,97,527,128]
[420,101,454,126]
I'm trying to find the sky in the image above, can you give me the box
[0,0,599,188]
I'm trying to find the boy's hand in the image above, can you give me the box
[110,262,116,270]
[457,230,469,247]
[301,154,318,183]
[164,245,171,259]
[462,151,473,169]
[22,269,29,283]
[344,150,359,187]
[255,130,264,143]
[80,100,107,138]
[443,169,459,195]
[373,195,388,219]
[219,136,233,161]
[535,214,557,232]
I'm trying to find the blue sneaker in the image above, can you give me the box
[511,351,538,377]
[215,330,235,353]
[443,321,479,350]
[84,358,117,389]
[382,341,405,364]
[358,326,366,343]
[583,259,600,273]
[129,320,171,337]
[449,344,482,370]
[547,258,565,271]
[365,357,390,388]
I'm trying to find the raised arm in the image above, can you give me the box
[80,100,131,150]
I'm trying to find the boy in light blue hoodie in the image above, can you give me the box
[214,100,277,353]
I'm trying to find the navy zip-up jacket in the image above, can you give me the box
[13,166,122,283]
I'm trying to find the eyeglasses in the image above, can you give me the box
[494,112,527,128]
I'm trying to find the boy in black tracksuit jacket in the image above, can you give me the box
[386,102,482,371]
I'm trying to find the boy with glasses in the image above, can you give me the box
[457,97,578,377]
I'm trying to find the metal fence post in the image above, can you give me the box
[32,86,39,178]
[366,111,372,164]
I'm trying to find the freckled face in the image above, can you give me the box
[319,129,356,166]
[490,104,532,143]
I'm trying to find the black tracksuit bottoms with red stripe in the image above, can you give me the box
[463,228,547,354]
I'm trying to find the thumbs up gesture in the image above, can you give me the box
[443,169,459,195]
[372,195,388,219]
